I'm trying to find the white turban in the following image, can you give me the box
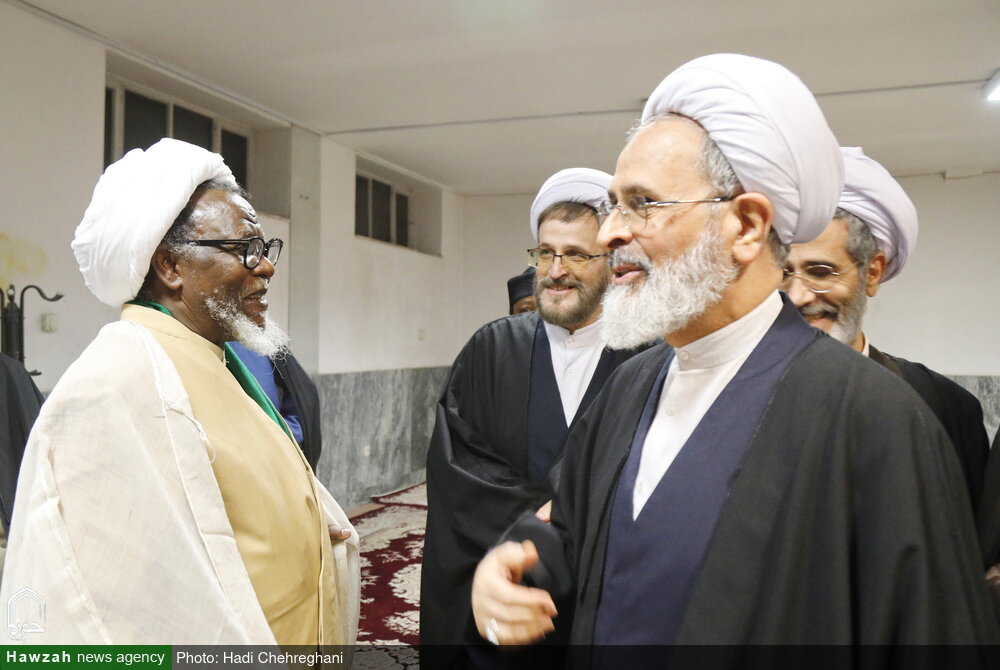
[837,147,917,282]
[529,168,612,241]
[72,138,236,307]
[641,53,843,245]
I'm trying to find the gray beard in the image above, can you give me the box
[204,296,290,358]
[534,272,608,331]
[800,279,868,346]
[601,221,738,350]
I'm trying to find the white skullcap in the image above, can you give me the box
[529,168,612,241]
[72,138,236,307]
[641,53,843,244]
[837,147,917,282]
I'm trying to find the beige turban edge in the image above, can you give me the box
[72,138,236,307]
[529,168,613,242]
[838,147,917,282]
[641,53,843,245]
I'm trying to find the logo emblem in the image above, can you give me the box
[7,588,45,640]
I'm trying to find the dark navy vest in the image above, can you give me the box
[526,319,618,484]
[592,300,814,652]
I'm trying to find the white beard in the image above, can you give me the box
[601,221,738,350]
[827,283,868,346]
[204,296,290,358]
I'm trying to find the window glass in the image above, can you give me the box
[174,106,213,150]
[104,88,115,168]
[221,130,248,187]
[371,179,392,242]
[395,193,409,247]
[355,176,370,236]
[123,90,167,153]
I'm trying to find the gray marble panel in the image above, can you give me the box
[313,366,449,509]
[950,375,1000,442]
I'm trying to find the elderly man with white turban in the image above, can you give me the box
[1,139,359,645]
[470,54,997,658]
[421,168,654,669]
[784,147,989,511]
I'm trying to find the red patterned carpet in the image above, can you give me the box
[348,483,426,667]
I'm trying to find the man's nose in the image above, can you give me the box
[547,256,569,280]
[597,209,633,251]
[785,276,814,307]
[253,256,276,279]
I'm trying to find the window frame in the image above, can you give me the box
[105,75,253,186]
[354,171,412,248]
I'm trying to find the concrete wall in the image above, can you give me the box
[865,172,1000,376]
[1,3,997,504]
[0,3,112,391]
[459,193,536,337]
[315,139,468,374]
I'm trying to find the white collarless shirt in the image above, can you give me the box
[543,319,607,426]
[632,291,784,519]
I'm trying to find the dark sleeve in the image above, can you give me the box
[421,331,551,647]
[274,353,322,471]
[895,358,990,511]
[1,354,45,532]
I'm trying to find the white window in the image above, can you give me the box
[104,78,251,187]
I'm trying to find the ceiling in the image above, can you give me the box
[16,0,1000,195]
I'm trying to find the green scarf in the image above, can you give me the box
[127,300,292,440]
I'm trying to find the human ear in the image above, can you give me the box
[865,251,887,297]
[150,244,184,292]
[729,193,773,265]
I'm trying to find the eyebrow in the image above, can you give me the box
[610,181,659,200]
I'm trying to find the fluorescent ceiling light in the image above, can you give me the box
[985,70,1000,102]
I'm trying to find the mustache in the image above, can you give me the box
[798,302,838,319]
[537,276,581,290]
[240,281,268,298]
[608,248,652,272]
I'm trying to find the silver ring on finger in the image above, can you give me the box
[486,617,501,645]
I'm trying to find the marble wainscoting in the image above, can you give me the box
[313,366,449,510]
[951,375,1000,443]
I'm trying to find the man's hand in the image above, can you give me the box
[329,525,352,545]
[535,500,553,523]
[471,540,557,645]
[986,564,1000,603]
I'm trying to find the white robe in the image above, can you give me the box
[1,318,359,644]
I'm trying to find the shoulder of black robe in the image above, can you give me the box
[506,334,997,655]
[1,353,45,532]
[978,424,1000,567]
[421,312,554,655]
[272,352,323,471]
[870,344,989,512]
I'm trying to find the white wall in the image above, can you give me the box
[864,172,1000,376]
[459,193,536,337]
[2,2,996,385]
[0,4,111,392]
[315,139,469,373]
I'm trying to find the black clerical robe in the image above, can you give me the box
[506,305,997,665]
[1,353,44,533]
[869,344,989,511]
[273,353,323,471]
[421,312,649,666]
[977,428,1000,568]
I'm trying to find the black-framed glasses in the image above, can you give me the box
[781,262,861,294]
[596,195,733,233]
[182,237,283,269]
[527,247,608,272]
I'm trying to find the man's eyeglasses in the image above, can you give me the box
[182,237,283,269]
[596,195,733,233]
[527,248,608,272]
[781,263,860,294]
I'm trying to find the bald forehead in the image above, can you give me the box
[188,188,260,237]
[611,116,709,198]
